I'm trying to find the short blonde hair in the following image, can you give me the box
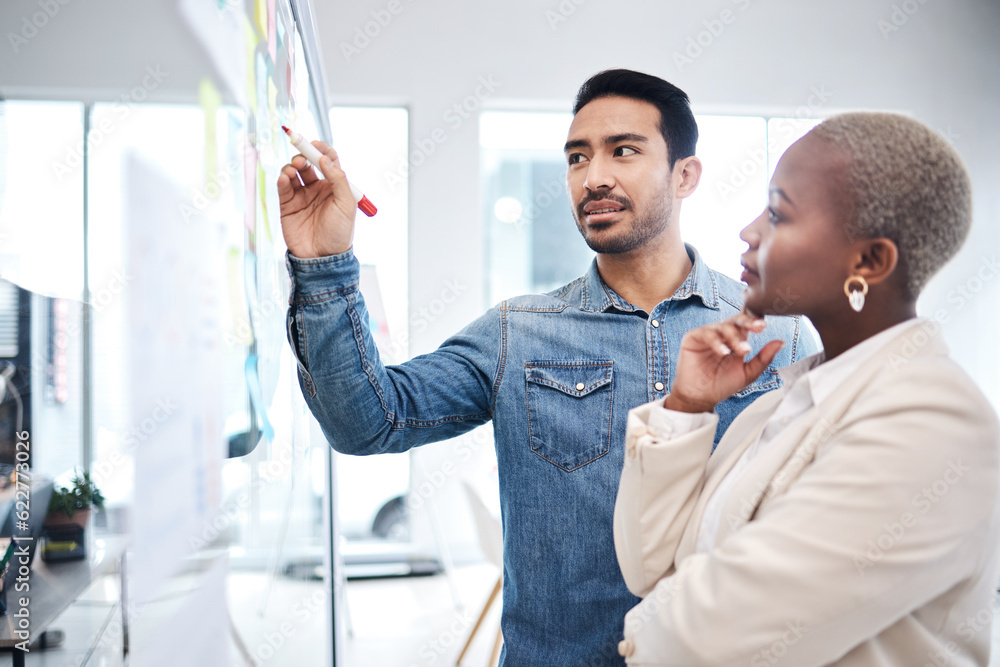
[809,112,972,298]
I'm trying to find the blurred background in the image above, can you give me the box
[0,0,997,665]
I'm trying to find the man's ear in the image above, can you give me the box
[674,156,702,199]
[852,237,900,287]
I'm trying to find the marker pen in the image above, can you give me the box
[281,125,377,217]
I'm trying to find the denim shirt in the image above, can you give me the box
[285,244,818,667]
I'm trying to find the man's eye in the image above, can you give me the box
[614,146,638,157]
[567,153,586,165]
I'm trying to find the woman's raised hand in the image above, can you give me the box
[663,310,785,414]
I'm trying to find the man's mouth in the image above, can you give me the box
[582,199,629,221]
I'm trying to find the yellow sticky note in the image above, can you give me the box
[198,78,221,194]
[257,164,272,243]
[243,15,258,109]
[227,247,253,346]
[254,0,268,44]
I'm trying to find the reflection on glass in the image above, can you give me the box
[87,101,329,665]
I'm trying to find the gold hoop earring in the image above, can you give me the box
[844,276,869,312]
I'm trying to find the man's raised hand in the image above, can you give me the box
[276,141,357,259]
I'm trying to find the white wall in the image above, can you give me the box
[3,0,999,560]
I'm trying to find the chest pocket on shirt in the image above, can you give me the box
[525,360,614,471]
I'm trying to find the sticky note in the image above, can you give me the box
[198,78,222,194]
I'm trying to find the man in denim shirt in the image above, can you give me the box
[278,69,818,666]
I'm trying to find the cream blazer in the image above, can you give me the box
[613,323,1000,666]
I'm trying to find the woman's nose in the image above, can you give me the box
[740,211,766,246]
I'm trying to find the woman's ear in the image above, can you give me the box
[852,238,900,287]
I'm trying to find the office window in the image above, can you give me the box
[481,111,822,303]
[0,100,85,480]
[325,107,413,553]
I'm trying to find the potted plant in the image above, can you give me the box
[45,470,105,529]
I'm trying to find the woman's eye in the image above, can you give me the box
[614,146,637,157]
[768,207,782,223]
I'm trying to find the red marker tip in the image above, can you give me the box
[281,125,291,134]
[358,196,377,217]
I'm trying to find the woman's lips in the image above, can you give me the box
[740,262,759,284]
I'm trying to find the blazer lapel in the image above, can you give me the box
[711,413,821,545]
[674,389,785,562]
[706,321,951,549]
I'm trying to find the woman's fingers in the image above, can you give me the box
[745,339,785,380]
[705,320,750,357]
[692,312,771,359]
[735,309,767,333]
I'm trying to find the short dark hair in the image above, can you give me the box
[573,69,698,167]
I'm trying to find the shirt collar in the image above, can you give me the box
[778,317,927,408]
[580,243,720,313]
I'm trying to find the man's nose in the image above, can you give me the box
[583,155,615,191]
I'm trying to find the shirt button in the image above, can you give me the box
[650,319,660,328]
[654,382,665,392]
[575,382,585,391]
[618,639,635,657]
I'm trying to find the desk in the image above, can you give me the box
[0,535,128,667]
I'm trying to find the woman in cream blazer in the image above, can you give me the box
[613,113,1000,666]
